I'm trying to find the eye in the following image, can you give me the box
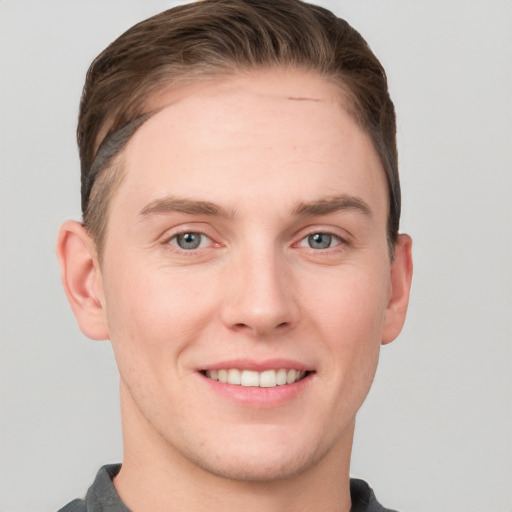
[300,232,342,250]
[169,232,211,250]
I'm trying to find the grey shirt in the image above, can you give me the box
[58,464,398,512]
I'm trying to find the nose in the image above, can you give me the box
[219,246,300,337]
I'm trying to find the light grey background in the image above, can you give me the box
[1,1,511,511]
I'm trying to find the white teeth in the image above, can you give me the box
[259,369,277,388]
[227,369,241,385]
[205,368,307,387]
[286,369,297,384]
[241,370,259,387]
[276,368,287,385]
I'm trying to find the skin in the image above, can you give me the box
[58,69,412,512]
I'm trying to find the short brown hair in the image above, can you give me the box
[78,0,400,255]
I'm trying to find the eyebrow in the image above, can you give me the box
[139,194,371,220]
[292,194,372,218]
[139,196,234,218]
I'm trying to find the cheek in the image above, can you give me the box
[309,264,389,337]
[305,263,390,380]
[102,261,220,365]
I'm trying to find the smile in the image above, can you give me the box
[203,368,308,388]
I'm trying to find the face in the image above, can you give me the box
[91,69,408,481]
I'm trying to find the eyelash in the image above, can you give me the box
[163,229,348,255]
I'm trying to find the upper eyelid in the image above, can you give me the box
[159,223,217,242]
[164,229,209,240]
[168,231,210,241]
[295,226,351,242]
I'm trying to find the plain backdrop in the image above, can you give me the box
[1,1,511,511]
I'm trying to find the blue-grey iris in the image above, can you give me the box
[308,233,332,249]
[176,233,202,250]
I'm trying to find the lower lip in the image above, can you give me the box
[200,372,314,407]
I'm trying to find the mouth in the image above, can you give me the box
[201,368,310,388]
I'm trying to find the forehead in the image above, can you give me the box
[114,69,387,220]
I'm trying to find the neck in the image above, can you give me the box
[115,384,354,512]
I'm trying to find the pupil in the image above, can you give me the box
[309,233,331,249]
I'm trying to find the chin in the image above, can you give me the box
[173,425,339,483]
[190,445,321,483]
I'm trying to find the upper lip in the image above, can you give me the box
[199,358,313,372]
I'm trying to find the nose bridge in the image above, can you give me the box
[220,238,298,335]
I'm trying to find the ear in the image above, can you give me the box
[382,234,413,345]
[56,220,109,340]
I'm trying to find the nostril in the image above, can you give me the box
[230,321,290,335]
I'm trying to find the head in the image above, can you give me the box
[58,0,412,490]
[79,0,400,258]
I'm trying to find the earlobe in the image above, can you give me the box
[382,234,413,345]
[56,220,109,340]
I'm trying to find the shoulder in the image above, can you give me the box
[57,464,127,512]
[57,498,86,512]
[350,478,399,512]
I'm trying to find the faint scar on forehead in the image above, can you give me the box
[287,96,322,102]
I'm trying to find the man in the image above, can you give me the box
[56,0,413,510]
